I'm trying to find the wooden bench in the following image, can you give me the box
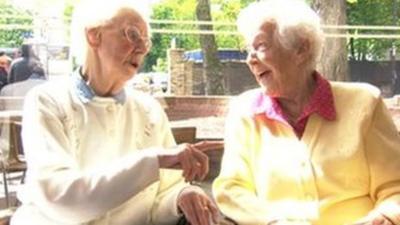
[171,125,224,183]
[171,126,197,144]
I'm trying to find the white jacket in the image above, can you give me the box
[11,76,186,225]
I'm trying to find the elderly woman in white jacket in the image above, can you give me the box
[11,0,219,224]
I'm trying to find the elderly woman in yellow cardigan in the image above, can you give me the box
[212,0,400,225]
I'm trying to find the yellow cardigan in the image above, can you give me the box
[213,82,400,225]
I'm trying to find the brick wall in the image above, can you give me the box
[157,95,230,121]
[190,61,259,95]
[168,48,194,95]
[168,49,258,96]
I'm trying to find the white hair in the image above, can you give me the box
[70,0,151,65]
[237,0,324,70]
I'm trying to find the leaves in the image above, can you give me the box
[143,0,256,72]
[142,0,199,72]
[0,1,33,47]
[347,0,399,60]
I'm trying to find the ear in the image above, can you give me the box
[295,39,310,65]
[85,27,101,48]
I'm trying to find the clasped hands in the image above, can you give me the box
[158,141,223,225]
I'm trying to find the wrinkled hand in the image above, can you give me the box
[158,143,209,182]
[178,186,220,225]
[349,213,394,225]
[192,140,224,152]
[268,220,311,225]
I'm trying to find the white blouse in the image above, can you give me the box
[11,75,186,225]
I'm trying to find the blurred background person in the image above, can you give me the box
[8,44,44,84]
[0,65,47,110]
[0,51,12,90]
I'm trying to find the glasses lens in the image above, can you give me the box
[125,27,140,42]
[125,27,152,50]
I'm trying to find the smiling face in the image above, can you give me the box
[246,23,302,97]
[91,8,151,83]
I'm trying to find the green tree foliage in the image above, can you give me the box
[145,0,255,72]
[64,1,75,25]
[347,0,400,60]
[0,0,33,47]
[149,0,399,73]
[144,0,200,72]
[211,0,252,49]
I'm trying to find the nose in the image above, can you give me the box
[246,50,259,66]
[132,41,150,54]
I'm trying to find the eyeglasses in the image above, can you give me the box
[246,41,271,54]
[123,26,152,51]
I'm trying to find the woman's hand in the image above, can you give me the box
[177,186,220,225]
[349,213,394,225]
[368,215,393,225]
[268,220,311,225]
[158,143,209,182]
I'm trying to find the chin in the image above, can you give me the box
[261,86,280,97]
[125,68,138,77]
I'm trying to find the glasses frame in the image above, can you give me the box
[123,26,152,52]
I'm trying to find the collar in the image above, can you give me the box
[72,68,126,104]
[298,72,336,121]
[250,71,336,122]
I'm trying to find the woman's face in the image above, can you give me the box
[246,24,300,97]
[95,10,151,82]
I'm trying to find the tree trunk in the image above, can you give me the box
[312,0,349,81]
[196,0,225,95]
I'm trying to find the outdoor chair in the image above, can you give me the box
[1,121,26,208]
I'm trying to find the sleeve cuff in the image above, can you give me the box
[376,195,400,225]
